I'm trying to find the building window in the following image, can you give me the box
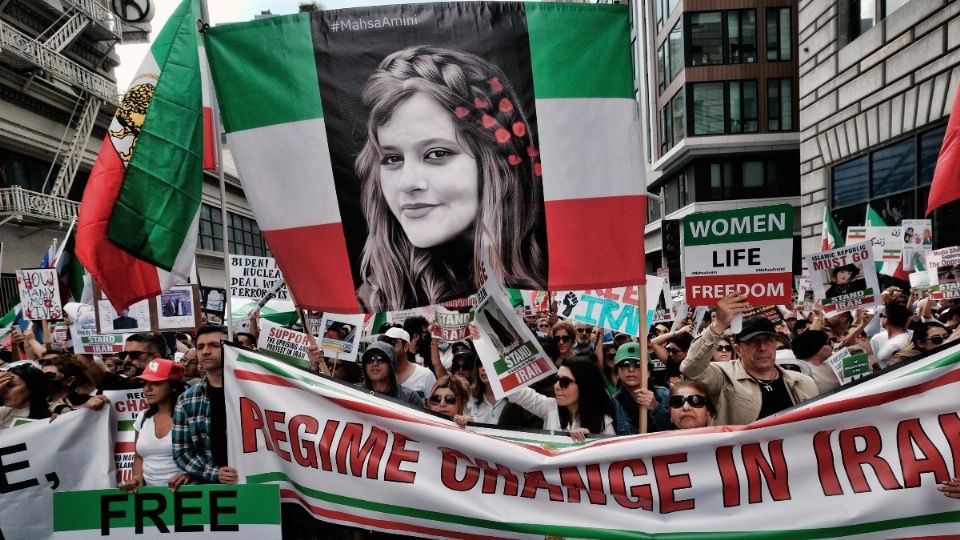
[766,8,792,61]
[694,153,800,201]
[198,204,223,252]
[919,124,947,186]
[768,78,793,131]
[848,0,876,41]
[690,80,757,135]
[668,21,683,82]
[228,213,271,257]
[832,155,869,207]
[727,10,757,64]
[671,91,685,149]
[657,0,682,30]
[660,90,685,154]
[657,45,666,91]
[871,138,915,198]
[689,12,723,65]
[884,0,908,17]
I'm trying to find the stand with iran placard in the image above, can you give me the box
[683,205,793,306]
[805,241,880,315]
[928,246,960,301]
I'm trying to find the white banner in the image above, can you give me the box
[102,389,149,485]
[225,344,960,538]
[0,410,113,540]
[229,255,288,300]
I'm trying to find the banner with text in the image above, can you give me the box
[17,268,64,320]
[229,256,288,300]
[0,410,113,540]
[225,344,960,538]
[102,389,149,485]
[846,226,902,266]
[805,241,880,315]
[256,319,311,369]
[53,485,282,539]
[683,205,793,306]
[432,306,474,342]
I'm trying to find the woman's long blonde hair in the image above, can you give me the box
[356,46,546,311]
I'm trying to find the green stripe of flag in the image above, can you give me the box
[108,0,204,269]
[118,420,135,432]
[53,485,280,531]
[205,14,323,133]
[249,471,960,539]
[525,2,633,99]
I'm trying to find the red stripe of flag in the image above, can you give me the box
[202,107,217,170]
[114,441,135,453]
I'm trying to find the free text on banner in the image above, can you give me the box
[0,410,113,540]
[225,344,960,538]
[682,204,793,306]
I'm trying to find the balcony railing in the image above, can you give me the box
[0,19,118,104]
[0,186,79,224]
[64,0,124,40]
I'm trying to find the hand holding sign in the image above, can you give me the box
[712,293,748,334]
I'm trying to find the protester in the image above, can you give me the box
[712,337,735,362]
[354,46,545,311]
[325,356,363,383]
[448,350,477,384]
[403,316,432,366]
[551,321,576,361]
[172,325,238,484]
[873,302,912,368]
[458,364,506,426]
[91,333,163,390]
[181,348,201,385]
[122,359,191,490]
[681,294,818,425]
[44,360,92,414]
[383,327,436,398]
[426,375,469,419]
[235,332,257,349]
[668,380,717,430]
[610,343,670,434]
[891,321,950,365]
[650,329,691,387]
[941,478,960,499]
[0,365,50,429]
[597,337,620,394]
[534,317,550,338]
[574,324,594,354]
[360,341,424,408]
[790,330,840,394]
[505,355,615,441]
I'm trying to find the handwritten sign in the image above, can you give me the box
[229,255,288,300]
[256,319,311,369]
[16,268,63,320]
[683,205,793,305]
[805,241,880,315]
[557,276,662,337]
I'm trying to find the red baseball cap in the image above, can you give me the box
[134,358,185,383]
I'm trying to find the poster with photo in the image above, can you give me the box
[318,312,365,363]
[16,268,63,320]
[156,285,201,331]
[69,303,125,355]
[95,289,152,334]
[927,246,960,301]
[805,241,880,315]
[200,286,227,321]
[901,219,932,272]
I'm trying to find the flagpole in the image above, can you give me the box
[199,0,233,339]
[51,217,76,267]
[638,283,648,434]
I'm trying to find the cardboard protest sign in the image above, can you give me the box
[317,312,364,362]
[432,305,474,342]
[683,204,793,305]
[473,269,556,399]
[795,277,813,310]
[200,286,228,322]
[102,389,149,485]
[95,291,152,334]
[66,303,125,354]
[556,276,662,337]
[806,241,880,315]
[846,225,902,265]
[901,219,932,271]
[229,255,288,300]
[53,485,282,539]
[910,270,931,291]
[0,410,113,540]
[386,306,436,326]
[16,268,63,320]
[156,284,202,331]
[225,342,960,538]
[927,246,960,301]
[743,305,788,334]
[827,347,871,385]
[256,319,311,369]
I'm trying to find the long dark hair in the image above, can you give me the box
[558,355,613,434]
[9,366,51,420]
[144,381,187,419]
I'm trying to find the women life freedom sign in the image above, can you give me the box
[16,268,63,320]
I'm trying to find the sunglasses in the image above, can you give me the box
[556,376,577,389]
[716,345,733,352]
[429,394,458,405]
[453,362,475,371]
[118,351,146,361]
[363,355,389,365]
[538,323,550,329]
[669,394,707,409]
[665,348,681,355]
[927,335,947,345]
[577,328,589,334]
[554,335,572,343]
[617,359,643,369]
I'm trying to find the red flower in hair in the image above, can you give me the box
[474,97,489,109]
[454,106,470,119]
[498,98,513,114]
[533,163,543,177]
[512,122,526,137]
[507,154,522,166]
[489,76,503,93]
[527,146,539,157]
[495,128,511,144]
[481,114,497,128]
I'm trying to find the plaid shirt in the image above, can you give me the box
[172,378,220,483]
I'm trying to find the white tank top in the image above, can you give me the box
[134,411,182,486]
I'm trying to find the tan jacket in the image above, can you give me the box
[680,326,820,426]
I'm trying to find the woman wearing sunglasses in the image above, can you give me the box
[426,375,470,419]
[712,338,735,362]
[891,321,953,365]
[505,355,615,442]
[668,380,717,430]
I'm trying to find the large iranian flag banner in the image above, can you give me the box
[226,344,960,538]
[205,2,647,313]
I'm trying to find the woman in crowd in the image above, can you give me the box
[0,365,50,429]
[426,375,470,419]
[355,45,546,310]
[43,360,92,415]
[121,359,191,490]
[457,364,507,426]
[891,321,951,365]
[551,321,576,362]
[712,337,735,362]
[505,355,615,441]
[668,380,717,430]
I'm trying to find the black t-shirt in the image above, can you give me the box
[756,376,793,420]
[207,385,228,467]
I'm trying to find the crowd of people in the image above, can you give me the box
[1,282,959,538]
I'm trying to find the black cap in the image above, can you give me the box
[735,316,779,342]
[791,330,829,360]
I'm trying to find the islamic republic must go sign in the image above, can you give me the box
[682,204,794,306]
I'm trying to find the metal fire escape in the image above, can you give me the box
[0,0,121,225]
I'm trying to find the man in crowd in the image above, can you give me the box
[383,327,436,399]
[650,327,692,388]
[361,341,424,408]
[172,324,238,484]
[92,333,164,390]
[403,316,431,366]
[181,348,201,385]
[573,324,594,354]
[790,330,839,394]
[872,302,912,368]
[681,293,818,425]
